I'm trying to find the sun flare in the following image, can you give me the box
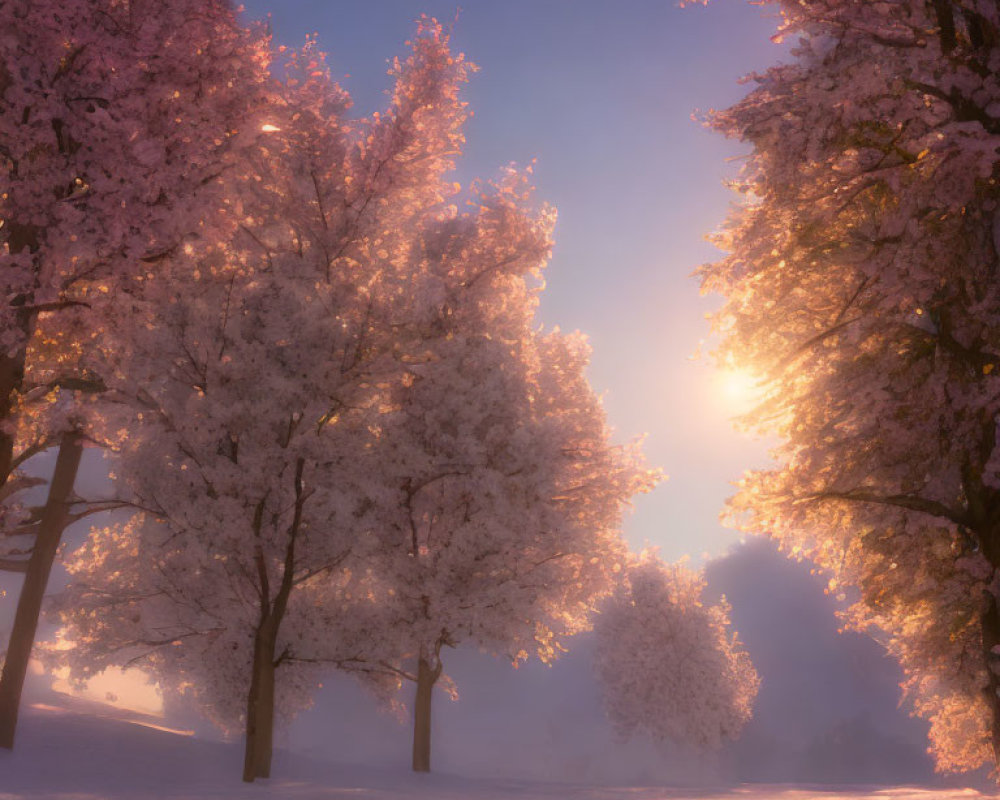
[715,367,764,416]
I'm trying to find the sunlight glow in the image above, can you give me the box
[28,703,193,737]
[714,367,764,417]
[260,123,281,132]
[49,665,164,717]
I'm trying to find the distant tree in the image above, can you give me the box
[593,553,758,749]
[699,0,1000,776]
[356,325,655,773]
[0,0,271,749]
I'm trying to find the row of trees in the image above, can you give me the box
[703,0,1000,779]
[2,0,758,783]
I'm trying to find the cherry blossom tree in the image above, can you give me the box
[700,0,1000,776]
[55,20,603,782]
[593,552,758,750]
[0,0,272,748]
[352,325,656,772]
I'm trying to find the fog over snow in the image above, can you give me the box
[0,695,993,800]
[2,506,993,793]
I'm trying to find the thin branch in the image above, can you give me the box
[272,458,307,621]
[238,225,273,270]
[64,501,135,524]
[23,375,107,395]
[217,273,237,361]
[291,549,350,586]
[252,497,269,609]
[803,488,969,528]
[776,316,864,372]
[19,299,90,315]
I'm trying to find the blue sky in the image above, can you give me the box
[238,0,784,562]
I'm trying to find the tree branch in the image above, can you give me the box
[803,488,969,527]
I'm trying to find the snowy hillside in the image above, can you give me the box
[3,531,993,796]
[0,694,995,800]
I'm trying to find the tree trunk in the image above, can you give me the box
[931,0,957,53]
[242,462,304,782]
[0,221,37,492]
[0,432,82,749]
[242,620,278,782]
[412,655,441,773]
[0,351,26,490]
[982,589,1000,769]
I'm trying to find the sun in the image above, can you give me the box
[714,367,764,416]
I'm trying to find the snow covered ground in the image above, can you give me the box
[0,697,995,800]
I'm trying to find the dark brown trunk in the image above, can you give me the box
[242,620,277,782]
[412,655,441,773]
[242,461,305,782]
[0,432,82,749]
[0,221,37,491]
[0,351,25,489]
[931,0,957,52]
[983,590,1000,769]
[965,9,987,49]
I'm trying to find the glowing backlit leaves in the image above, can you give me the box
[701,0,1000,776]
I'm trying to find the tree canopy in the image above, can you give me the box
[701,0,1000,776]
[594,553,759,750]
